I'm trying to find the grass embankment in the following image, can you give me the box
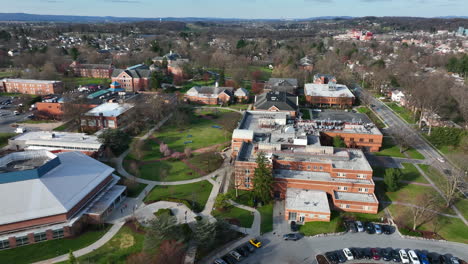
[299,212,346,236]
[0,225,111,264]
[375,137,424,159]
[212,206,254,228]
[144,181,213,213]
[357,106,385,129]
[258,203,273,234]
[0,133,14,147]
[386,102,417,124]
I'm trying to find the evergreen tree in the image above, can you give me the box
[162,57,168,70]
[253,152,273,204]
[218,69,226,86]
[69,47,79,61]
[332,136,347,148]
[384,168,403,192]
[193,219,216,249]
[68,250,77,264]
[144,213,182,252]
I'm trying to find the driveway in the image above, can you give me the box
[234,232,468,264]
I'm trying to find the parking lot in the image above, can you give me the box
[0,96,34,133]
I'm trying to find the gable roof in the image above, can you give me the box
[186,86,234,98]
[266,78,298,88]
[254,91,298,111]
[234,88,249,97]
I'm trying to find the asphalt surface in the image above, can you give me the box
[0,108,30,133]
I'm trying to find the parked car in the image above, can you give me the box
[244,243,255,253]
[382,248,392,261]
[450,257,460,264]
[371,248,381,260]
[351,248,363,259]
[336,251,347,263]
[417,252,430,264]
[366,222,375,234]
[343,248,354,261]
[214,258,228,264]
[362,248,372,259]
[229,250,242,261]
[391,249,401,262]
[356,221,365,232]
[236,246,249,257]
[283,233,300,241]
[290,221,298,232]
[375,224,382,234]
[400,249,410,264]
[439,255,450,264]
[249,238,262,248]
[382,225,393,235]
[408,250,421,264]
[345,221,358,233]
[428,254,441,264]
[15,127,26,134]
[325,252,339,264]
[222,255,237,264]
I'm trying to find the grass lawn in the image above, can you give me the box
[229,189,255,207]
[299,211,346,236]
[137,159,200,182]
[0,72,15,78]
[127,138,163,161]
[212,206,255,228]
[372,163,428,184]
[258,203,273,234]
[247,66,273,81]
[356,106,385,129]
[62,77,111,86]
[374,137,405,158]
[154,117,230,153]
[0,225,110,264]
[144,181,213,213]
[386,184,437,204]
[300,108,311,120]
[72,225,144,264]
[0,133,14,147]
[341,210,386,222]
[18,119,59,124]
[405,148,425,159]
[125,182,148,198]
[387,204,468,244]
[188,152,224,174]
[228,104,250,110]
[386,102,416,124]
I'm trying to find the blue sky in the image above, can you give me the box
[0,0,466,19]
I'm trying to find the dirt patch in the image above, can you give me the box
[226,218,241,226]
[119,233,135,249]
[420,230,444,240]
[124,220,146,234]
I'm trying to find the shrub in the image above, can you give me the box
[399,227,423,237]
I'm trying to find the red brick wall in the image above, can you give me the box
[305,95,354,107]
[3,80,63,95]
[322,131,383,152]
[0,214,67,233]
[284,208,331,222]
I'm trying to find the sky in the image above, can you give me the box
[0,0,466,19]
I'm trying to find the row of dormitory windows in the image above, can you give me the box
[81,119,116,128]
[337,173,367,178]
[0,229,64,250]
[338,186,369,192]
[27,144,99,151]
[350,138,374,143]
[244,176,251,188]
[340,204,373,211]
[288,212,328,221]
[275,164,325,171]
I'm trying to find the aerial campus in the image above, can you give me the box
[0,3,467,264]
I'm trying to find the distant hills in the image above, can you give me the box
[0,13,354,23]
[0,13,465,23]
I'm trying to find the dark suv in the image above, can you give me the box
[290,221,299,232]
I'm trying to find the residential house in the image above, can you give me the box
[234,88,250,103]
[253,91,298,117]
[264,78,298,95]
[185,85,234,105]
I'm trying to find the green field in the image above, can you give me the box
[299,212,346,236]
[258,203,273,234]
[144,181,213,213]
[125,182,148,198]
[386,102,416,124]
[71,225,144,264]
[0,72,15,78]
[188,152,224,174]
[62,77,111,87]
[0,225,110,264]
[0,133,14,148]
[373,163,428,183]
[374,137,406,158]
[136,159,200,182]
[212,206,255,228]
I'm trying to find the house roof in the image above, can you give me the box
[304,83,355,98]
[254,91,298,111]
[85,103,133,117]
[266,78,298,88]
[234,88,249,96]
[111,64,151,79]
[286,188,330,214]
[186,86,234,98]
[0,151,113,226]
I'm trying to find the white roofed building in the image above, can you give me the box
[81,102,135,132]
[0,151,126,249]
[304,82,355,108]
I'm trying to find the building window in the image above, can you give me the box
[338,186,348,191]
[357,174,366,179]
[369,139,374,143]
[337,172,346,177]
[244,183,250,188]
[319,166,323,171]
[245,177,250,183]
[108,120,116,128]
[313,166,317,170]
[363,206,370,211]
[341,204,350,209]
[288,212,297,221]
[359,138,364,142]
[307,165,311,170]
[53,229,64,239]
[16,236,29,246]
[358,188,369,193]
[34,232,47,242]
[350,138,354,141]
[245,169,250,174]
[0,240,9,249]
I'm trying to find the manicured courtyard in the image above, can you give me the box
[136,159,200,182]
[0,225,110,264]
[374,137,424,159]
[212,206,255,228]
[258,203,274,234]
[144,181,213,213]
[299,212,346,236]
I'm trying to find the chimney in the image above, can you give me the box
[215,81,219,88]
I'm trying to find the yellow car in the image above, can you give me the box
[249,238,262,248]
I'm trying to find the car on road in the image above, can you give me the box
[283,233,301,241]
[290,221,299,232]
[345,221,358,233]
[13,110,19,115]
[371,248,381,260]
[437,157,445,163]
[249,238,262,248]
[229,250,242,261]
[450,257,460,264]
[356,221,364,232]
[343,248,354,260]
[417,252,430,264]
[400,249,410,264]
[325,251,339,264]
[374,224,382,234]
[366,222,375,234]
[408,250,421,264]
[382,248,392,261]
[214,258,228,264]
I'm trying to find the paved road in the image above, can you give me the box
[0,109,31,133]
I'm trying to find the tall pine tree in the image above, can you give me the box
[253,152,273,204]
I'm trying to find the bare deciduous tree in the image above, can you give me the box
[410,193,441,230]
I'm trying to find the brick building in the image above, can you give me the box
[0,151,126,249]
[234,88,250,103]
[299,56,314,72]
[253,91,298,117]
[69,61,114,79]
[264,78,298,95]
[304,81,355,108]
[153,51,189,77]
[231,111,379,223]
[185,85,234,105]
[80,102,134,131]
[1,79,63,95]
[111,64,151,92]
